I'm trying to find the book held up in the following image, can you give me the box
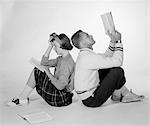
[101,12,115,35]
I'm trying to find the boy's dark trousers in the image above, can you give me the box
[82,67,126,107]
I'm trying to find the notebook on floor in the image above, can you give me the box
[18,111,53,125]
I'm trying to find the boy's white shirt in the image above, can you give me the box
[74,43,123,100]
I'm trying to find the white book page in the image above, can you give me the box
[101,14,110,34]
[18,111,53,124]
[29,57,46,72]
[107,12,115,33]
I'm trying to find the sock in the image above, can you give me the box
[113,89,122,97]
[19,85,33,100]
[113,86,130,97]
[120,86,130,96]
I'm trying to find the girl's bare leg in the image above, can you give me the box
[19,69,36,99]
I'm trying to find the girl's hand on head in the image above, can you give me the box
[48,33,57,43]
[53,36,62,44]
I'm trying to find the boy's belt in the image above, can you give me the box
[76,90,87,94]
[76,86,98,94]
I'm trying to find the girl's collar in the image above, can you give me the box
[80,48,93,52]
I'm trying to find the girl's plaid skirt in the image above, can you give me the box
[34,67,73,107]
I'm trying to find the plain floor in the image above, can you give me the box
[0,76,150,126]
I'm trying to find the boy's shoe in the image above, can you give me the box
[121,90,145,103]
[111,89,145,103]
[7,97,29,106]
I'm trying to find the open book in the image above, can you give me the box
[18,111,53,125]
[101,12,115,35]
[29,57,46,72]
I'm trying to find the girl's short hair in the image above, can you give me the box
[71,30,83,49]
[58,34,73,50]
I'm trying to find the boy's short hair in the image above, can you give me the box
[71,30,83,49]
[58,34,73,50]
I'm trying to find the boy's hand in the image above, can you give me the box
[108,30,121,43]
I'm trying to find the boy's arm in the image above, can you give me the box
[84,42,123,69]
[103,31,121,57]
[104,41,115,57]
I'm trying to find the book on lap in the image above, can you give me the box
[29,57,46,72]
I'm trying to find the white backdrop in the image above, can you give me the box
[0,0,150,96]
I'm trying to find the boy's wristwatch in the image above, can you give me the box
[116,40,122,43]
[111,40,122,43]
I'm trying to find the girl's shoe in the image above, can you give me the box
[7,97,29,106]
